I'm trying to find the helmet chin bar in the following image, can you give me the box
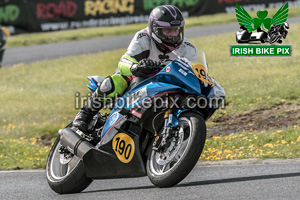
[152,35,181,53]
[151,32,162,43]
[151,29,183,51]
[151,33,170,53]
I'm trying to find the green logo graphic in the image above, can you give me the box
[235,2,289,31]
[235,2,290,45]
[143,0,199,11]
[0,5,20,23]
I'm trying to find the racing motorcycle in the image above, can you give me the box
[267,22,289,44]
[46,50,225,194]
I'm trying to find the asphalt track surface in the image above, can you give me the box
[2,16,300,67]
[3,23,241,67]
[1,159,300,199]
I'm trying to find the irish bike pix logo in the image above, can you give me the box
[231,2,292,57]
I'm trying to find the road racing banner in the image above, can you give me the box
[0,0,299,35]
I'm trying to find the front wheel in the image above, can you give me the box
[146,112,206,187]
[46,135,93,194]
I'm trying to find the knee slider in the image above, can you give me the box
[97,76,115,96]
[97,74,128,98]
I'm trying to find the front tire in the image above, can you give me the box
[146,112,206,187]
[46,135,93,194]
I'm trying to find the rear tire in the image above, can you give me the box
[46,135,93,194]
[146,112,206,187]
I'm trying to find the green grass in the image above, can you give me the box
[2,127,299,170]
[6,6,300,48]
[0,137,51,170]
[1,22,300,169]
[201,127,300,161]
[0,52,120,139]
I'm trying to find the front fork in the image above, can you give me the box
[152,108,179,152]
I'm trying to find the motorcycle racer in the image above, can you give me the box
[72,5,225,133]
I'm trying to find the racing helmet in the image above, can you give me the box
[284,22,289,29]
[148,5,185,53]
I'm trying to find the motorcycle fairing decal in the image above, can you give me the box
[131,110,142,118]
[178,68,188,76]
[190,63,215,87]
[112,133,135,163]
[166,66,171,72]
[173,60,193,72]
[108,112,120,126]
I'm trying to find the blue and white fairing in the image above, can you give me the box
[96,59,217,147]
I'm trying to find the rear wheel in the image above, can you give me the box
[146,112,206,187]
[46,133,93,194]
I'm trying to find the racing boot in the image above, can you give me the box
[73,92,103,133]
[73,74,129,133]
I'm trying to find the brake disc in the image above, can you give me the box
[156,128,184,165]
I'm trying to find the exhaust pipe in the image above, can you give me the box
[59,128,94,159]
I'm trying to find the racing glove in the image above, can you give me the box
[130,58,162,77]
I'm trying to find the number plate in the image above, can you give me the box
[112,133,135,163]
[191,63,215,87]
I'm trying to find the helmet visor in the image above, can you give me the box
[156,26,184,47]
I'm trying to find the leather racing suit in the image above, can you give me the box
[110,27,198,97]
